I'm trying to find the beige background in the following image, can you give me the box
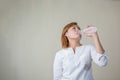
[0,0,120,80]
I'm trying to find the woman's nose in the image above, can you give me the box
[76,28,79,32]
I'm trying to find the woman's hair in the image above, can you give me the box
[61,22,80,48]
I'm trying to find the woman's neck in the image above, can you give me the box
[69,39,81,53]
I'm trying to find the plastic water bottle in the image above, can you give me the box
[80,26,97,34]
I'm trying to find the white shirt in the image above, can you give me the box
[53,45,108,80]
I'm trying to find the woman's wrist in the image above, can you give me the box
[92,32,99,40]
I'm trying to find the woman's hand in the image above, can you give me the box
[83,25,98,39]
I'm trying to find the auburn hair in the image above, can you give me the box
[61,22,80,48]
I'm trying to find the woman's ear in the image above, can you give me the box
[65,32,68,37]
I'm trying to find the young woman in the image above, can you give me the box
[53,22,108,80]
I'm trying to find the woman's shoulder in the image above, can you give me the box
[56,49,64,54]
[55,49,66,57]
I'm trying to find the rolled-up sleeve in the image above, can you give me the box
[90,45,108,67]
[53,52,63,80]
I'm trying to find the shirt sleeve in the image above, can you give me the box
[53,52,63,80]
[90,45,108,67]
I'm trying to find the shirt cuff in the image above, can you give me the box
[96,52,108,60]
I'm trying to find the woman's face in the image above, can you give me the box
[65,25,80,39]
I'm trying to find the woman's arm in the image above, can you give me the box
[83,26,105,54]
[92,32,105,54]
[84,26,108,67]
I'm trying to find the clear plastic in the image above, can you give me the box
[79,26,97,34]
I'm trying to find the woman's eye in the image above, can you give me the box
[73,27,76,29]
